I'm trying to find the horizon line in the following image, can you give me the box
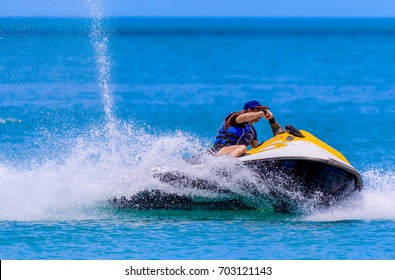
[1,15,395,19]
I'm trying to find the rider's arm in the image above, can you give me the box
[235,111,267,124]
[269,119,285,136]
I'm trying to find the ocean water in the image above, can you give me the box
[1,15,395,259]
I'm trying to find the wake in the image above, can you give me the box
[303,169,395,221]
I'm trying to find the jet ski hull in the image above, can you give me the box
[243,157,362,211]
[110,190,254,211]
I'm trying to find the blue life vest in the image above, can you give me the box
[213,112,257,148]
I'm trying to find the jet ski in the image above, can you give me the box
[111,125,363,212]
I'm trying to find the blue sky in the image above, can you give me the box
[1,0,395,17]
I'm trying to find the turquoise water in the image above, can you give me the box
[3,218,395,259]
[1,16,395,259]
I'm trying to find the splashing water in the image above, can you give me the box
[0,122,203,220]
[303,169,395,221]
[85,0,116,130]
[0,115,394,221]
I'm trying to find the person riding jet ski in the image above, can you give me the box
[212,100,285,157]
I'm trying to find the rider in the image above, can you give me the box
[212,100,284,157]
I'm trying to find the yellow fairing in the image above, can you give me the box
[246,130,350,164]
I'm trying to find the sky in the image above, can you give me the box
[1,0,395,17]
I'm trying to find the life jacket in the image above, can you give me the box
[213,112,256,148]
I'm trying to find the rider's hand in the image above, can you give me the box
[263,109,273,120]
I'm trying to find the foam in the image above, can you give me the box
[303,169,395,222]
[0,121,209,220]
[0,118,23,124]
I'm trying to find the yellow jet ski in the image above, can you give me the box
[111,125,363,212]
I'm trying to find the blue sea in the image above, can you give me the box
[1,16,395,260]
